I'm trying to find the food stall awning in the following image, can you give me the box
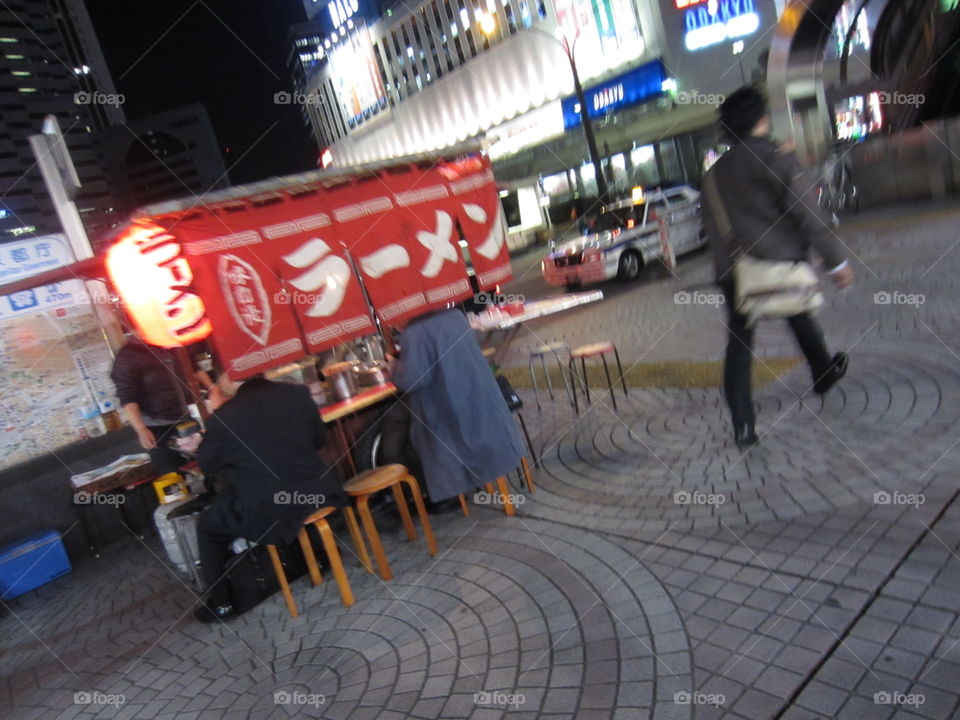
[102,145,513,379]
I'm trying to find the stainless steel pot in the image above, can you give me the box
[356,363,389,387]
[325,362,359,401]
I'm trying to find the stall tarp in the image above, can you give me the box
[171,199,375,378]
[114,154,510,379]
[439,158,512,290]
[336,170,473,323]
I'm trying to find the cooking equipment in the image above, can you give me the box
[325,362,359,401]
[355,362,390,387]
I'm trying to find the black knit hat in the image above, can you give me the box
[719,86,768,143]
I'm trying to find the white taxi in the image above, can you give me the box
[542,185,704,288]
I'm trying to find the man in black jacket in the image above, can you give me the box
[702,87,855,449]
[192,377,348,622]
[110,336,190,474]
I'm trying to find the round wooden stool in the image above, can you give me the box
[344,465,438,581]
[458,457,533,517]
[570,341,628,412]
[266,506,357,617]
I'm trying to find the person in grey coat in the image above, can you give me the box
[701,87,854,449]
[388,308,525,502]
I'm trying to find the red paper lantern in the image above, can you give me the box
[106,222,212,348]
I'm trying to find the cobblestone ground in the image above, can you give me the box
[2,202,960,719]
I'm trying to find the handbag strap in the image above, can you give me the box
[703,170,734,242]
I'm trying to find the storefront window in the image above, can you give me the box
[542,171,570,197]
[609,152,627,194]
[580,162,598,197]
[629,144,658,187]
[835,94,882,141]
[658,139,684,185]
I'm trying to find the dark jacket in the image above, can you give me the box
[392,309,525,501]
[702,136,846,283]
[110,340,184,423]
[197,378,348,545]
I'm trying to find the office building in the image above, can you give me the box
[95,104,229,221]
[0,0,124,241]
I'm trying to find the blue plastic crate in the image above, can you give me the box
[0,531,72,599]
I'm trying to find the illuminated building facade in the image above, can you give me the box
[289,0,781,236]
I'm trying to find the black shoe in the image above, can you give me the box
[194,603,235,624]
[814,352,848,395]
[734,426,759,450]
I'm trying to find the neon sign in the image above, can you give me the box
[561,59,666,129]
[328,0,359,29]
[683,0,760,51]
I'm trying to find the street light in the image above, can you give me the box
[479,19,611,204]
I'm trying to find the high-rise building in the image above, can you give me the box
[95,104,229,221]
[0,0,123,242]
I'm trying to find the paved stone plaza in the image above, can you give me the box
[2,202,960,719]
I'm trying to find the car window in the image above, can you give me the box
[598,214,623,231]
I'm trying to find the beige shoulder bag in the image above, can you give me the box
[703,171,823,327]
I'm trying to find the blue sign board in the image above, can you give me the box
[0,235,87,319]
[561,59,667,130]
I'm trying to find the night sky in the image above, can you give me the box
[86,1,318,186]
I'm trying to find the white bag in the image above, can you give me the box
[703,170,823,327]
[733,255,823,327]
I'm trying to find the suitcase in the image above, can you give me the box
[0,531,72,599]
[154,497,204,582]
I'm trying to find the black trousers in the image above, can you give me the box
[196,488,248,608]
[147,424,187,475]
[196,487,313,608]
[722,286,832,433]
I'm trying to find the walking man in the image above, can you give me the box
[702,87,855,449]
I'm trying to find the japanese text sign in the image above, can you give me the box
[108,154,510,379]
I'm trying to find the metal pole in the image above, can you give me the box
[565,44,610,205]
[342,245,382,337]
[28,133,91,260]
[29,122,125,355]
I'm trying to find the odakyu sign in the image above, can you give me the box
[681,0,761,51]
[560,59,667,129]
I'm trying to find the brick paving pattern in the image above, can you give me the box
[1,202,959,718]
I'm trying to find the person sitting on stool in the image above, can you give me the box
[386,308,525,505]
[186,375,348,623]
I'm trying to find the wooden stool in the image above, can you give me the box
[570,341,628,412]
[344,465,437,581]
[457,459,533,517]
[266,506,358,617]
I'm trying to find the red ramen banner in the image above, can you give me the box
[106,154,510,379]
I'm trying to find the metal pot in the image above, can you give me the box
[325,362,359,401]
[356,363,389,387]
